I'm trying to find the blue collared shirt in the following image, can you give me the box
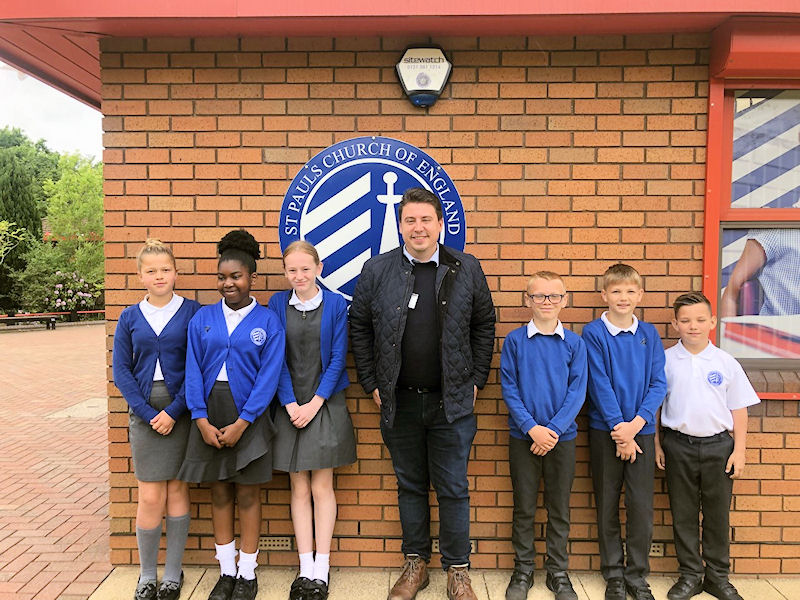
[402,244,440,266]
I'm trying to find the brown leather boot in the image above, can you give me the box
[388,555,429,600]
[447,565,478,600]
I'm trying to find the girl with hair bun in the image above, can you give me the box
[179,229,284,600]
[267,240,356,600]
[113,239,201,600]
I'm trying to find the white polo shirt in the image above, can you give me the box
[662,340,760,437]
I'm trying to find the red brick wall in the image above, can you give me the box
[101,34,800,574]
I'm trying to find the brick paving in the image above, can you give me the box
[0,323,111,600]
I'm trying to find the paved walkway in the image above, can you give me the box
[0,323,111,600]
[90,567,797,600]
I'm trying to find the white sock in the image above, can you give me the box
[313,553,330,584]
[237,549,258,581]
[299,551,314,580]
[215,540,237,577]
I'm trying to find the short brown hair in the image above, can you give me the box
[527,271,565,290]
[136,238,175,270]
[673,291,712,317]
[283,240,320,265]
[601,263,642,289]
[398,187,443,221]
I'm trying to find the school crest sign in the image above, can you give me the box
[279,136,466,301]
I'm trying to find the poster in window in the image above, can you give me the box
[720,228,800,358]
[731,90,800,210]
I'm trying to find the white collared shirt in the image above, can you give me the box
[527,319,565,340]
[289,287,323,312]
[403,244,440,266]
[139,293,184,380]
[601,311,639,336]
[217,297,257,382]
[663,340,760,437]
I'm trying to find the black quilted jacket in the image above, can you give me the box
[350,245,496,428]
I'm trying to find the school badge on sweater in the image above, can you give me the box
[250,328,266,346]
[279,136,466,302]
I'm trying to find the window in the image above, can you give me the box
[706,86,800,368]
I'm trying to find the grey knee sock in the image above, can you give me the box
[163,513,190,583]
[136,524,162,583]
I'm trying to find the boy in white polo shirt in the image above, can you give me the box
[655,292,760,600]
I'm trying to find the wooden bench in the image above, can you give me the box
[0,310,105,330]
[0,313,60,330]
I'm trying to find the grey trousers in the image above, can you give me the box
[662,428,734,584]
[589,428,655,588]
[509,435,575,575]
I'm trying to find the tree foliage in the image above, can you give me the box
[42,154,104,284]
[12,154,104,312]
[0,134,43,309]
[0,221,30,264]
[0,127,59,209]
[0,146,40,239]
[0,128,102,312]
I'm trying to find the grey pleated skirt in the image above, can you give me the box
[129,381,191,482]
[177,381,275,484]
[272,389,357,473]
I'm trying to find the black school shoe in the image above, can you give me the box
[305,578,329,600]
[290,576,312,600]
[702,579,743,600]
[505,569,533,600]
[157,571,184,600]
[546,572,578,600]
[624,582,655,600]
[667,577,703,600]
[208,574,236,600]
[605,578,626,600]
[231,576,258,600]
[134,579,157,600]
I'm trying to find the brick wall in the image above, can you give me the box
[101,34,800,574]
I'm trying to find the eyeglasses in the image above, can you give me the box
[526,293,565,304]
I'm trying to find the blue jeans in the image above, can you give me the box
[381,388,477,569]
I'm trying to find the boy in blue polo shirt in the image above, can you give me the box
[582,264,666,600]
[501,271,587,600]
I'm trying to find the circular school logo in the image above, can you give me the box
[279,136,466,302]
[250,328,267,346]
[707,371,724,386]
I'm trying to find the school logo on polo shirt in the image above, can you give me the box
[250,328,267,346]
[707,370,724,386]
[279,136,466,302]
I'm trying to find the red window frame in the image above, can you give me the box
[703,77,800,398]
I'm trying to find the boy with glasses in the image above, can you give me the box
[500,272,587,600]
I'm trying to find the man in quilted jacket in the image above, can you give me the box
[350,187,496,600]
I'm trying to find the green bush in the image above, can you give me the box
[13,242,64,312]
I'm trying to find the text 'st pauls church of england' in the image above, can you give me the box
[280,136,465,300]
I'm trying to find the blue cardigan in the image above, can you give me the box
[185,300,285,423]
[267,289,350,405]
[582,318,666,434]
[112,299,201,422]
[500,325,587,441]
